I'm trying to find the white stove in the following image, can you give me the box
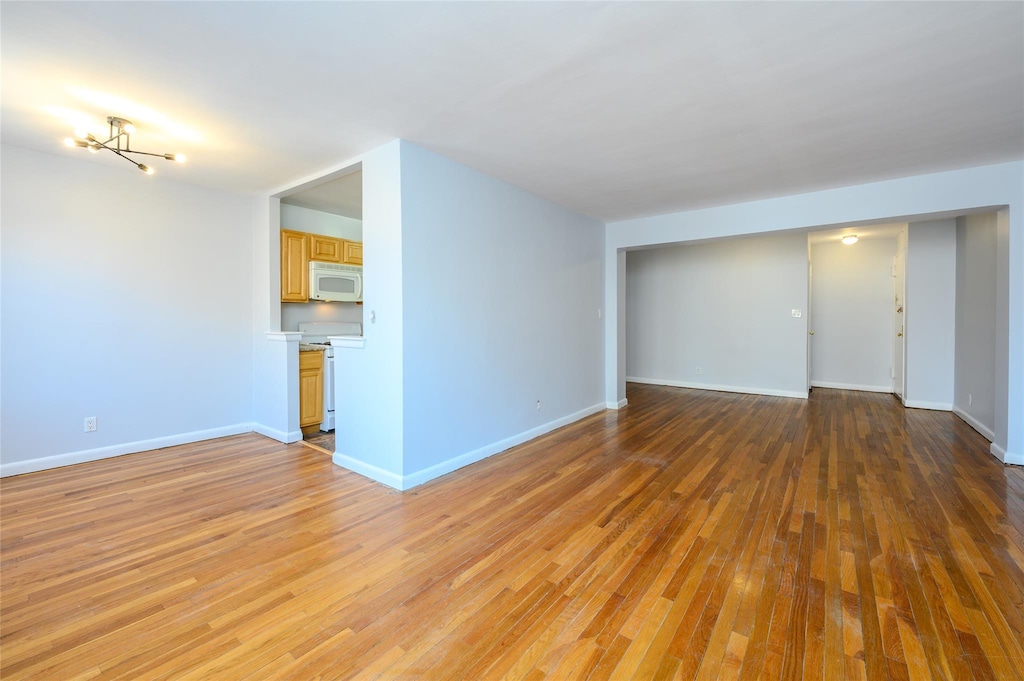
[297,321,362,431]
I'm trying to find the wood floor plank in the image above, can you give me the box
[2,385,1023,680]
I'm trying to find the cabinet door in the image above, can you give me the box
[309,234,343,263]
[299,351,324,427]
[342,240,363,265]
[280,229,309,302]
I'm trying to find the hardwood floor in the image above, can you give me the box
[2,384,1023,680]
[303,430,336,454]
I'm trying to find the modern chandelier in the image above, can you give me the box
[63,116,186,175]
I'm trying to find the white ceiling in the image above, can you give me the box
[2,2,1022,222]
[281,171,363,219]
[808,223,906,245]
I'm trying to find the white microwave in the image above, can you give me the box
[309,261,362,302]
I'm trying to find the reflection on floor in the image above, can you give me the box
[303,430,334,454]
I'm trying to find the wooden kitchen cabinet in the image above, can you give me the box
[309,234,344,263]
[342,240,363,265]
[280,229,309,302]
[299,350,324,430]
[282,228,362,302]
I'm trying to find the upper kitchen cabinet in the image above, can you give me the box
[342,240,363,266]
[309,234,343,263]
[280,229,309,302]
[309,234,361,265]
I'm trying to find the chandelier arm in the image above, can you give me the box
[70,116,182,173]
[88,137,145,169]
[125,149,175,159]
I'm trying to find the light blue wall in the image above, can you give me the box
[627,232,809,397]
[331,141,406,484]
[605,161,1024,464]
[954,214,998,439]
[280,204,362,241]
[905,220,957,408]
[399,142,605,482]
[1,145,255,473]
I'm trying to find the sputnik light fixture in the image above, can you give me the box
[63,116,185,175]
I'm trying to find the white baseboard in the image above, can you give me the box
[0,423,255,478]
[252,423,303,444]
[627,377,807,400]
[606,398,628,409]
[951,407,995,442]
[903,400,953,411]
[332,402,608,491]
[811,381,892,393]
[989,443,1024,466]
[400,402,607,490]
[331,452,404,490]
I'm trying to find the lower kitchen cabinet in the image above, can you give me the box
[299,351,324,430]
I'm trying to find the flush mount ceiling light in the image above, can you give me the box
[63,116,185,175]
[841,235,859,245]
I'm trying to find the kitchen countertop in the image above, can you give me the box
[299,344,328,352]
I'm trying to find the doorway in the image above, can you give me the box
[893,243,906,402]
[808,225,905,394]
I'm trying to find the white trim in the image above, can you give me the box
[252,423,303,444]
[903,400,953,411]
[990,442,1024,466]
[991,444,1024,464]
[265,331,302,342]
[627,377,807,400]
[399,402,606,490]
[951,407,995,443]
[331,452,405,490]
[329,335,365,349]
[811,381,892,393]
[332,402,607,491]
[0,423,255,478]
[606,398,628,409]
[990,442,1006,462]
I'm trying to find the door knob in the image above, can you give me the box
[897,306,903,313]
[809,330,815,335]
[897,332,903,337]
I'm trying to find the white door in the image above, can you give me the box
[807,261,813,391]
[893,249,906,401]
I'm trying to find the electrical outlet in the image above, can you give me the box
[791,309,803,318]
[536,400,541,410]
[84,417,97,432]
[695,367,702,375]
